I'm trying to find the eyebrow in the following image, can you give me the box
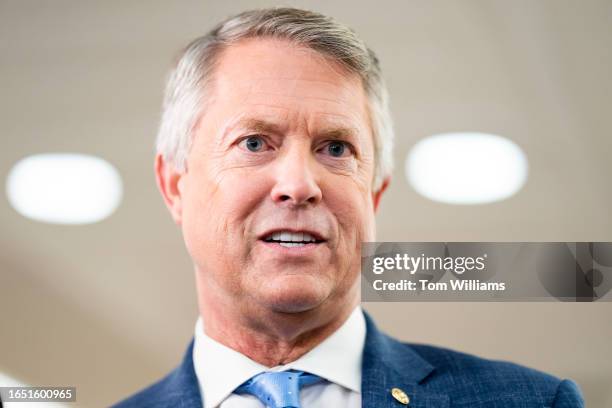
[235,118,285,135]
[225,117,360,142]
[318,127,358,140]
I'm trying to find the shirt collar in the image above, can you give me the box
[193,306,365,408]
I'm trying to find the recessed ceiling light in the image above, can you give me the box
[6,153,123,224]
[405,132,528,204]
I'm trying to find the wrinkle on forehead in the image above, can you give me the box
[219,76,363,111]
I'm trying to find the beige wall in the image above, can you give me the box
[1,1,610,406]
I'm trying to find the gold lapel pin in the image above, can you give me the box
[391,387,410,405]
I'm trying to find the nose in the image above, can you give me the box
[270,144,322,207]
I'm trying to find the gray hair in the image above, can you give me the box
[156,7,394,190]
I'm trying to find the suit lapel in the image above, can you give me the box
[153,339,203,407]
[361,312,449,408]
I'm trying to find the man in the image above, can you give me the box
[114,7,584,408]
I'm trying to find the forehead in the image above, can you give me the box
[206,38,371,130]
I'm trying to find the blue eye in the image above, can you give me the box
[327,141,347,157]
[244,136,265,152]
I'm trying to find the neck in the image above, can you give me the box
[196,274,359,367]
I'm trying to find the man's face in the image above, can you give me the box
[166,38,384,316]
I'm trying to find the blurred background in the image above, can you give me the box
[1,0,610,406]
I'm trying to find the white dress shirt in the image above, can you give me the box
[192,306,366,408]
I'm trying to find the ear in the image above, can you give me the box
[155,153,186,225]
[372,177,390,213]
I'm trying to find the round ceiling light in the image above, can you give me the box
[405,132,528,204]
[6,153,123,224]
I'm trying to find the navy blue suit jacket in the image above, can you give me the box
[113,312,584,407]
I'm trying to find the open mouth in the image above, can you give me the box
[261,231,326,248]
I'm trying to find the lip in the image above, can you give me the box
[257,228,327,242]
[257,239,326,256]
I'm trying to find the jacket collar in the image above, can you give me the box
[150,310,448,407]
[361,311,449,407]
[150,339,202,408]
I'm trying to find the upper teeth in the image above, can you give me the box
[266,231,317,242]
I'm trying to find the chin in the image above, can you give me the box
[257,275,331,314]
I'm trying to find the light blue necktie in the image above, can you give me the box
[235,369,323,408]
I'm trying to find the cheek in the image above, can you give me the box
[180,183,217,264]
[181,167,271,257]
[327,181,376,246]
